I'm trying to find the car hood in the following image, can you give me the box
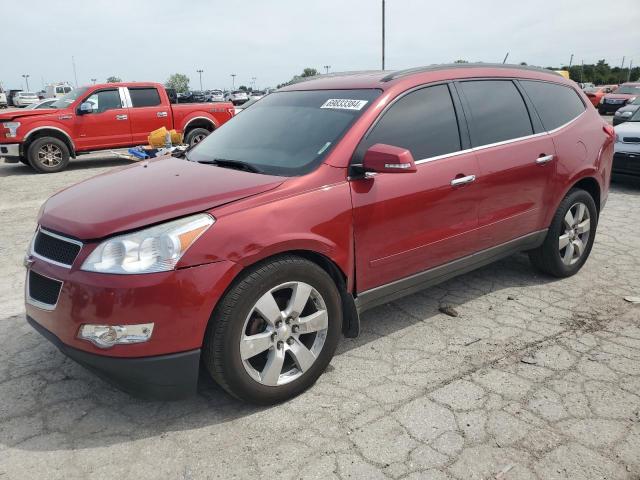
[39,156,285,240]
[604,94,635,100]
[0,109,61,121]
[614,121,640,136]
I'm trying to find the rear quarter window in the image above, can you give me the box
[520,80,586,131]
[129,88,161,107]
[458,80,533,147]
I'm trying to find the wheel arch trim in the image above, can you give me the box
[24,126,76,155]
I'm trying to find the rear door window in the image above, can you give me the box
[129,87,161,107]
[361,84,461,160]
[520,81,586,131]
[458,80,533,147]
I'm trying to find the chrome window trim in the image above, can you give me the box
[119,87,132,108]
[30,227,83,269]
[413,111,586,167]
[26,269,63,311]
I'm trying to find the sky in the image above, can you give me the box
[2,0,639,92]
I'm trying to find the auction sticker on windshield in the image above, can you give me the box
[320,99,368,110]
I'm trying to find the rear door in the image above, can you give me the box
[350,83,480,292]
[126,86,172,143]
[456,79,557,249]
[74,87,132,150]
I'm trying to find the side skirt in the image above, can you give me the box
[354,229,547,314]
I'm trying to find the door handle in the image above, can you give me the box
[115,114,128,121]
[536,154,554,164]
[157,111,168,118]
[450,174,476,187]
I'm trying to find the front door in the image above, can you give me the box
[350,84,480,293]
[74,88,132,150]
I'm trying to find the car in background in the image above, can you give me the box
[233,96,261,114]
[191,91,206,103]
[248,90,265,101]
[13,92,40,107]
[46,83,73,99]
[224,90,249,105]
[613,108,640,176]
[598,83,640,115]
[0,88,7,109]
[205,90,224,102]
[0,82,234,172]
[579,82,595,90]
[584,85,617,107]
[613,97,640,126]
[24,98,58,110]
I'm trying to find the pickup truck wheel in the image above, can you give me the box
[203,255,342,404]
[185,128,210,147]
[528,189,597,278]
[27,137,70,173]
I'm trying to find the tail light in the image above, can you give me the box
[603,124,615,144]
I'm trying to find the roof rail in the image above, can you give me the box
[381,63,562,82]
[287,70,386,85]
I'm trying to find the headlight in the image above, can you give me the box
[81,213,214,274]
[2,121,20,137]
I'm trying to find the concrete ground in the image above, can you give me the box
[0,155,639,480]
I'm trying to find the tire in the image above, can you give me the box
[528,188,598,278]
[27,136,70,173]
[202,255,343,404]
[184,128,210,147]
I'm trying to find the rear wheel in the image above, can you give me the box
[203,255,342,404]
[27,137,70,173]
[185,128,210,147]
[528,189,597,277]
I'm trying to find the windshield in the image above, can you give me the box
[613,85,640,95]
[187,89,381,176]
[50,87,88,109]
[630,108,640,122]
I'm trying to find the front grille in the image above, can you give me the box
[622,137,640,144]
[33,228,82,267]
[28,270,62,307]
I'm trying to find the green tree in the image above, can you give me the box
[165,73,190,94]
[301,68,319,78]
[238,85,248,91]
[106,76,121,83]
[453,59,469,64]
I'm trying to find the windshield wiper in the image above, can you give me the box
[197,158,263,173]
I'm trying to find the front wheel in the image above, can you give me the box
[27,136,70,173]
[528,189,598,277]
[203,255,342,404]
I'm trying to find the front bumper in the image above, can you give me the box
[28,316,200,399]
[0,143,20,159]
[613,151,640,177]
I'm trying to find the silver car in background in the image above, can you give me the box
[613,108,640,177]
[13,91,39,107]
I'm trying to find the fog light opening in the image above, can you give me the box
[78,323,154,349]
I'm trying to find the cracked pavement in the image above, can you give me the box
[1,157,639,480]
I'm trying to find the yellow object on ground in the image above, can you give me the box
[555,70,570,79]
[147,127,183,147]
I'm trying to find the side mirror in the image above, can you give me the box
[362,143,417,174]
[78,102,94,114]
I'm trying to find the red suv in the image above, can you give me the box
[25,64,614,403]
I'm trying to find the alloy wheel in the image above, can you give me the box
[240,281,328,386]
[559,202,591,266]
[37,143,63,167]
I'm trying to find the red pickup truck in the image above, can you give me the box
[0,82,234,172]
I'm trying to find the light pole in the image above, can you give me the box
[196,69,204,91]
[568,54,573,68]
[91,78,97,84]
[231,73,236,90]
[620,56,626,84]
[628,59,634,83]
[324,65,331,74]
[251,76,256,90]
[22,74,30,91]
[381,0,385,70]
